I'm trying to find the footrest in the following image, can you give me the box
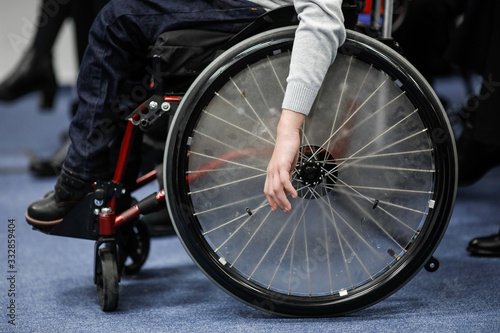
[34,194,99,240]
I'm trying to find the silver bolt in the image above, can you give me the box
[94,209,100,216]
[161,102,171,112]
[149,101,158,110]
[101,207,113,214]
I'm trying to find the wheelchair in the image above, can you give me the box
[33,0,457,316]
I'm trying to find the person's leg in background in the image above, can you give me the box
[392,0,467,84]
[0,0,71,108]
[461,73,500,256]
[447,0,500,256]
[29,0,111,177]
[460,60,500,256]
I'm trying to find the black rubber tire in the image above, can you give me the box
[118,220,151,276]
[164,27,457,317]
[96,246,119,311]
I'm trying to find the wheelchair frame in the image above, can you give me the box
[32,0,455,315]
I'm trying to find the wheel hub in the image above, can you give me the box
[299,162,325,186]
[294,145,338,199]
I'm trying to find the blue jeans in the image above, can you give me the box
[64,0,265,181]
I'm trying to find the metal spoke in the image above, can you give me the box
[330,205,388,281]
[334,177,420,232]
[214,198,270,253]
[312,188,394,267]
[307,76,391,162]
[201,110,275,146]
[195,192,266,217]
[187,166,249,174]
[335,91,407,141]
[201,200,270,235]
[268,55,286,94]
[302,212,312,296]
[231,77,276,142]
[336,129,431,171]
[193,129,250,158]
[333,187,429,216]
[188,150,266,174]
[335,148,432,164]
[248,199,313,281]
[341,190,408,252]
[324,192,356,291]
[188,173,266,195]
[345,163,435,173]
[325,109,420,177]
[248,64,272,111]
[334,183,432,195]
[323,56,354,164]
[266,205,308,290]
[230,209,273,268]
[214,91,259,125]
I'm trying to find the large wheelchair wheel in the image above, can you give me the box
[164,27,457,317]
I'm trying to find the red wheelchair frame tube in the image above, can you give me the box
[114,189,166,227]
[99,95,176,235]
[99,209,116,236]
[134,169,158,190]
[113,120,138,186]
[99,119,138,235]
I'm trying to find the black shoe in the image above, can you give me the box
[0,50,57,109]
[467,230,500,257]
[26,170,93,227]
[29,133,70,177]
[141,208,176,238]
[457,122,500,186]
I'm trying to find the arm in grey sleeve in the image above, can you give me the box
[281,0,346,116]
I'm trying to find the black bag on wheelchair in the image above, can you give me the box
[143,5,299,142]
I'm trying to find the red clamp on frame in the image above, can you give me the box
[99,207,116,236]
[126,94,181,130]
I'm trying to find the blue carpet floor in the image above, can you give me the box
[0,80,499,332]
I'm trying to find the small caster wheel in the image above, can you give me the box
[118,220,150,275]
[96,246,119,311]
[424,256,439,272]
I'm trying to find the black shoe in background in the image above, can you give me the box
[29,133,70,177]
[467,230,500,256]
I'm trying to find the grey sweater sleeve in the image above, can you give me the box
[281,0,346,116]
